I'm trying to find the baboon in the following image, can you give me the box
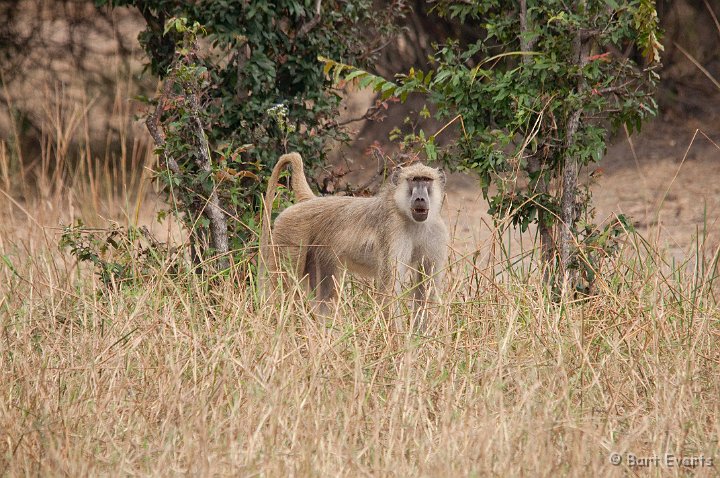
[260,152,448,319]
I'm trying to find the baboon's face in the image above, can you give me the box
[408,176,433,222]
[393,165,445,223]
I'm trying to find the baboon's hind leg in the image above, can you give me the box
[311,253,337,314]
[305,247,319,291]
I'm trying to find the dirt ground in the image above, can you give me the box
[593,118,720,256]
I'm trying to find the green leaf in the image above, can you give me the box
[345,70,366,82]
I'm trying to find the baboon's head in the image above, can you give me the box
[391,163,446,223]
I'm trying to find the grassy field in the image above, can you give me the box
[1,129,719,476]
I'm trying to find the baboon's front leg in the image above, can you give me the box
[427,242,447,300]
[411,255,446,331]
[303,247,336,315]
[378,251,411,330]
[411,270,429,332]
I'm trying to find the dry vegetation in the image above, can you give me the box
[1,99,719,477]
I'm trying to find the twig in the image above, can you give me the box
[674,42,720,92]
[352,149,388,194]
[297,0,322,39]
[145,80,180,175]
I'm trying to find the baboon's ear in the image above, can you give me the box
[437,168,446,185]
[390,166,403,185]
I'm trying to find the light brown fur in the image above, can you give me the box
[258,152,316,291]
[260,152,449,320]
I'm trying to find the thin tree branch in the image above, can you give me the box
[297,0,322,39]
[146,81,181,175]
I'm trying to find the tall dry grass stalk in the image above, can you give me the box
[1,197,719,476]
[1,92,719,477]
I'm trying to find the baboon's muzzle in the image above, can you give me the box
[410,182,431,222]
[411,204,429,221]
[412,208,429,221]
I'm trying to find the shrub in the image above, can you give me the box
[98,0,405,269]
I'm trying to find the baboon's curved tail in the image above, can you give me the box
[259,152,315,292]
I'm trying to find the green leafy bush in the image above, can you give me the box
[98,0,404,267]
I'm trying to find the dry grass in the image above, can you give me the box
[1,111,720,477]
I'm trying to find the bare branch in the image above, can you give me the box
[297,0,322,39]
[351,148,388,195]
[146,80,180,175]
[334,98,395,128]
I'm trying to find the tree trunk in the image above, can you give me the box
[146,81,180,176]
[560,7,589,280]
[528,157,554,266]
[560,109,581,275]
[188,93,230,271]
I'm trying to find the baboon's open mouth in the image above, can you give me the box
[412,208,429,221]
